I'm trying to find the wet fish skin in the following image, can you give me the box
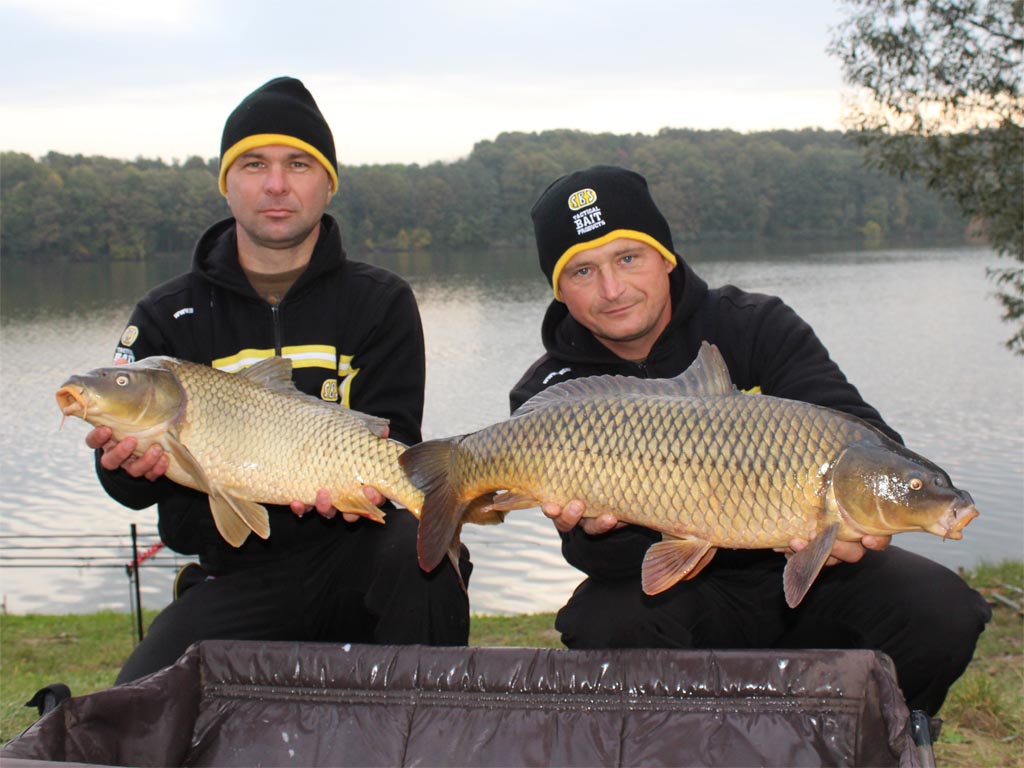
[401,343,978,607]
[56,355,425,548]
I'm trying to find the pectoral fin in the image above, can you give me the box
[782,521,840,608]
[164,435,213,494]
[641,536,717,595]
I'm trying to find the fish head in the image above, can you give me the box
[55,357,185,437]
[829,440,978,540]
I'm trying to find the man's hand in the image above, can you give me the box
[542,499,624,535]
[86,426,169,482]
[290,486,386,524]
[780,534,891,566]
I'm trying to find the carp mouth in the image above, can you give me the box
[929,500,980,541]
[55,385,87,424]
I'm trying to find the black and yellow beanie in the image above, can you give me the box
[531,165,678,299]
[218,76,339,195]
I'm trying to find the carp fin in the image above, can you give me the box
[447,546,467,592]
[237,356,296,392]
[782,521,839,608]
[238,357,390,436]
[465,494,508,526]
[400,438,470,571]
[335,494,387,524]
[164,435,214,494]
[485,491,542,513]
[164,435,270,547]
[514,341,737,417]
[443,526,469,593]
[667,342,738,399]
[641,536,717,595]
[209,493,270,547]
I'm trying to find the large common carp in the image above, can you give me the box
[401,342,978,607]
[56,356,424,548]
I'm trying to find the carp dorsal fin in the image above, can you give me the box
[237,356,297,394]
[667,341,737,398]
[236,356,390,437]
[514,341,737,417]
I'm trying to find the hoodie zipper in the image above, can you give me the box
[271,304,283,356]
[633,361,651,378]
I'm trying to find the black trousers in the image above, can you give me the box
[116,509,471,684]
[555,546,991,716]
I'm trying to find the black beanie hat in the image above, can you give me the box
[531,165,678,299]
[218,76,338,195]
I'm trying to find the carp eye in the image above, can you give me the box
[909,477,924,491]
[115,374,130,387]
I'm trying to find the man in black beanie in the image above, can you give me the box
[83,76,472,684]
[510,165,990,718]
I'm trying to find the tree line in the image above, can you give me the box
[1,128,969,263]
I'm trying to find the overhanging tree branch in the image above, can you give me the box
[830,0,1024,353]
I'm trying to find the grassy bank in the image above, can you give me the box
[2,562,1021,765]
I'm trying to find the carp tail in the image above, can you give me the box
[400,438,473,572]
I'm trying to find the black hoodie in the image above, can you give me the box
[509,258,900,581]
[95,215,426,571]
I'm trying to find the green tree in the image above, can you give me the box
[829,0,1024,352]
[0,152,64,258]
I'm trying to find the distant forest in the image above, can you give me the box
[1,128,970,262]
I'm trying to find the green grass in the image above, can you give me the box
[2,562,1021,765]
[927,560,1024,767]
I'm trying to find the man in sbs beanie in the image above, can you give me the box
[84,77,472,685]
[509,165,990,718]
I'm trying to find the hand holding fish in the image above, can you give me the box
[86,426,170,482]
[542,499,624,535]
[780,534,892,567]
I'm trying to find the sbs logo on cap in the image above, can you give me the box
[567,188,597,211]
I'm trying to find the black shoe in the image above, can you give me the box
[25,683,71,716]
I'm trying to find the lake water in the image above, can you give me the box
[1,242,1021,616]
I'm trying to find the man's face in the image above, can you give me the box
[224,145,333,252]
[557,238,674,361]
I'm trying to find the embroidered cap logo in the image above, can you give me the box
[568,187,606,237]
[567,188,597,211]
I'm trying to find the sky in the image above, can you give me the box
[1,0,853,167]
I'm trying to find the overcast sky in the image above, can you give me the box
[1,0,853,166]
